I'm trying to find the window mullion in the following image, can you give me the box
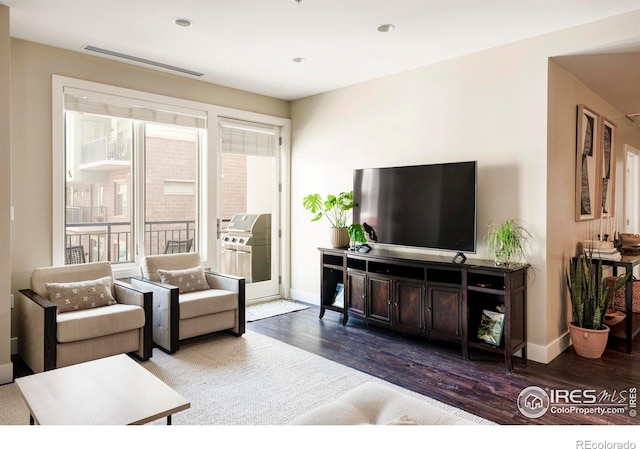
[133,121,146,262]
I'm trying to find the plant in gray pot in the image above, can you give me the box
[566,251,629,358]
[302,191,356,248]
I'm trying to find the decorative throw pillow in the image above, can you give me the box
[46,276,117,313]
[158,266,209,293]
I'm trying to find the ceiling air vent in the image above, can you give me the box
[83,45,204,77]
[626,113,640,123]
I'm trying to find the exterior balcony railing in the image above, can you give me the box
[66,206,107,224]
[65,220,196,264]
[80,137,131,165]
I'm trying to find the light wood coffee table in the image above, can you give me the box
[15,354,190,425]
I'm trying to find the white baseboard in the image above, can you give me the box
[0,362,13,385]
[512,332,569,366]
[535,329,572,364]
[289,289,319,306]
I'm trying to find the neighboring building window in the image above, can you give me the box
[114,181,129,216]
[163,180,196,195]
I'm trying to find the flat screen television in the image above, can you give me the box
[353,161,477,257]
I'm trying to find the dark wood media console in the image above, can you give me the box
[319,247,528,371]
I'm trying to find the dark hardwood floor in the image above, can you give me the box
[12,302,638,426]
[247,303,640,425]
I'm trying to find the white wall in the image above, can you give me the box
[289,11,640,363]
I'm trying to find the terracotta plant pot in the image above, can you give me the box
[604,309,626,327]
[329,227,349,248]
[568,322,610,359]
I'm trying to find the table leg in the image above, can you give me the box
[505,357,513,372]
[167,415,172,425]
[29,414,34,425]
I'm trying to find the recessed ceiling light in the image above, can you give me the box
[292,57,306,63]
[174,18,193,27]
[377,24,395,33]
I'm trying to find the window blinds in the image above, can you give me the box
[219,118,277,157]
[63,87,207,129]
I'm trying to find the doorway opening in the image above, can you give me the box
[217,118,282,303]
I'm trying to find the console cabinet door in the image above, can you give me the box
[367,275,392,326]
[394,280,425,334]
[347,271,366,318]
[426,285,462,341]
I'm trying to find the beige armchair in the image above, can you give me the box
[17,261,153,373]
[131,252,245,354]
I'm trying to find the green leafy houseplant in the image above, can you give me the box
[567,252,629,330]
[302,191,356,228]
[303,191,357,248]
[347,223,367,249]
[484,219,532,265]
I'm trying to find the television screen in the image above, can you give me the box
[353,161,477,253]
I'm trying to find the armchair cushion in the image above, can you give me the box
[56,303,146,343]
[179,289,238,320]
[46,276,117,313]
[158,266,209,294]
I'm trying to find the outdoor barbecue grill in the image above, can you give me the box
[221,213,271,283]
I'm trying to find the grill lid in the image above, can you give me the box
[226,213,270,233]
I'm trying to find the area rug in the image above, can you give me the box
[0,331,494,426]
[245,299,310,322]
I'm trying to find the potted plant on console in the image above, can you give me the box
[566,251,629,358]
[484,219,532,266]
[347,223,368,252]
[303,191,356,248]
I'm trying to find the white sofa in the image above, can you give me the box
[289,381,481,425]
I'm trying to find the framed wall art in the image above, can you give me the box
[599,116,616,219]
[575,104,601,222]
[477,309,505,347]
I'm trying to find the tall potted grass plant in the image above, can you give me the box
[566,251,629,358]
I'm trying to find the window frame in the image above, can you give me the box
[53,76,212,277]
[53,76,291,296]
